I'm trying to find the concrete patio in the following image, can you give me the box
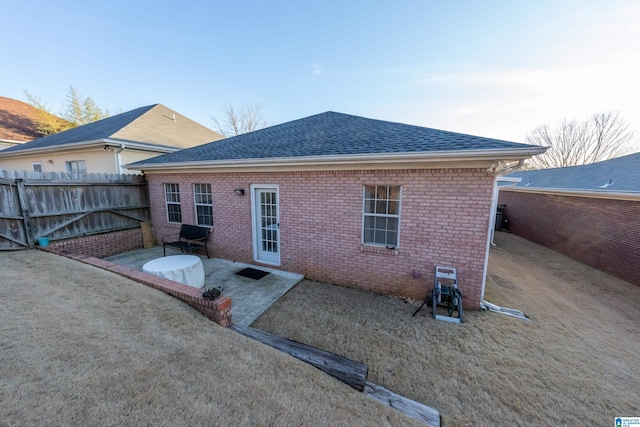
[105,247,303,326]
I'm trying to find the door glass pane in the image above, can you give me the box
[258,190,278,255]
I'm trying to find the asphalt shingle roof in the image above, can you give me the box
[0,96,64,142]
[508,152,640,192]
[0,104,222,153]
[132,111,537,166]
[0,105,154,153]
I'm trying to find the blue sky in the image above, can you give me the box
[2,0,639,144]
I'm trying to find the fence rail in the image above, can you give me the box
[0,170,149,250]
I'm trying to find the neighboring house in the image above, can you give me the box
[509,152,640,192]
[499,152,640,286]
[0,96,51,149]
[128,111,544,309]
[0,104,223,174]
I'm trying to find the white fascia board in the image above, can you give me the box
[500,186,640,201]
[130,146,547,172]
[0,139,111,157]
[0,139,179,158]
[104,140,179,153]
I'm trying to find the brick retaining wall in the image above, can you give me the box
[47,228,144,259]
[42,230,232,326]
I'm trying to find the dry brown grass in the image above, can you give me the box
[0,250,422,426]
[3,233,639,426]
[253,233,640,426]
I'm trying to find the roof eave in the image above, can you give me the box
[127,146,547,172]
[0,138,179,157]
[104,140,180,153]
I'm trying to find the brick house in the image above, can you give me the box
[129,112,544,309]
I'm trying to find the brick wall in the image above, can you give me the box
[147,169,495,308]
[48,228,144,258]
[499,189,640,286]
[41,246,232,327]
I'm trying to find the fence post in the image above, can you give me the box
[15,179,35,248]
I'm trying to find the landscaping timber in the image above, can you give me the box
[365,382,440,426]
[230,324,368,391]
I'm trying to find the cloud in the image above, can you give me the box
[311,63,323,75]
[367,2,640,145]
[379,48,640,142]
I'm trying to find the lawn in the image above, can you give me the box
[0,250,420,426]
[253,232,640,425]
[1,232,638,426]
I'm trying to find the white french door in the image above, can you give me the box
[251,185,280,265]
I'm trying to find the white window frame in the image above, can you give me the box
[32,162,43,172]
[164,183,182,224]
[193,183,213,227]
[66,160,86,175]
[362,184,402,248]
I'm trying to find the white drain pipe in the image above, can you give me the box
[481,300,531,322]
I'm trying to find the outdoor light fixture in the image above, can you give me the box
[234,188,245,196]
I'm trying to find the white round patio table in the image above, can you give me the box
[142,255,205,289]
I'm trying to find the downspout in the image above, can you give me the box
[115,144,125,174]
[489,159,526,246]
[478,159,530,321]
[495,159,525,176]
[479,159,526,305]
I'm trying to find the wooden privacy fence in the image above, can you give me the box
[0,170,149,250]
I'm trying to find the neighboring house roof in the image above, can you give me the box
[0,96,49,143]
[507,152,640,193]
[129,111,544,170]
[0,104,223,156]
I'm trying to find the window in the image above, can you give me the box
[164,183,182,223]
[66,160,86,175]
[32,162,43,172]
[363,185,401,247]
[193,183,213,226]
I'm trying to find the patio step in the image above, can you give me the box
[229,324,368,391]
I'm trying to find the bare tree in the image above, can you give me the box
[525,112,636,169]
[211,102,268,137]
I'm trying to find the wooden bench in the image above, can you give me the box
[162,224,211,258]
